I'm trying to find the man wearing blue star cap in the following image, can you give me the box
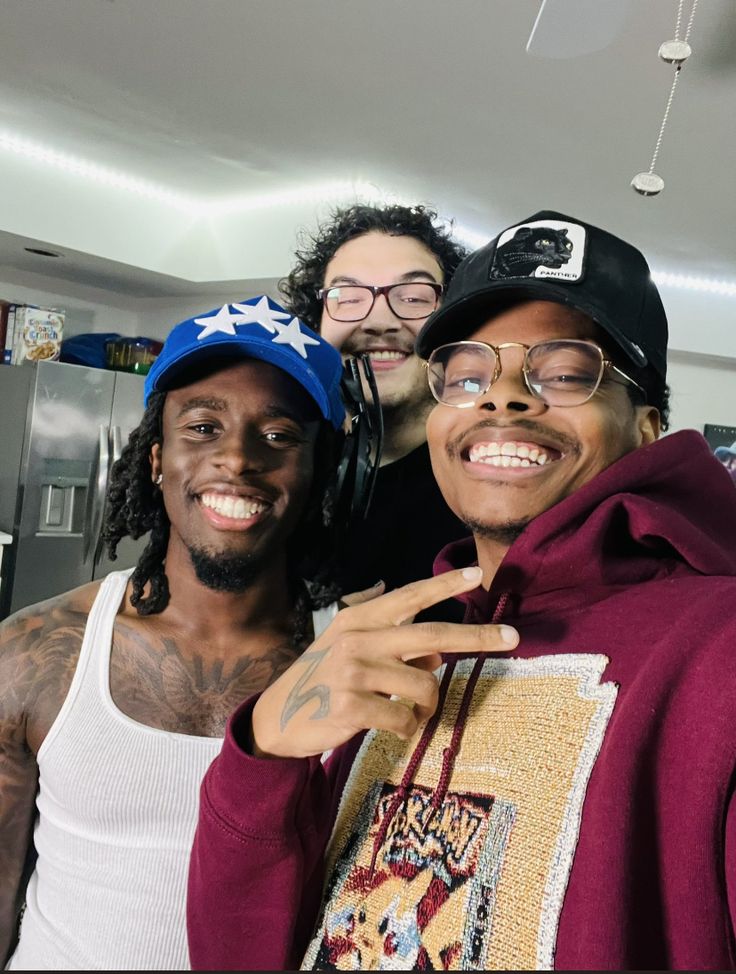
[0,296,350,970]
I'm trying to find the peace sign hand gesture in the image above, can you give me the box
[251,567,519,759]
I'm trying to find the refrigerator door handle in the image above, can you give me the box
[92,424,123,567]
[85,425,110,562]
[111,425,123,467]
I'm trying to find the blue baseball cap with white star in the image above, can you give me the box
[143,295,345,429]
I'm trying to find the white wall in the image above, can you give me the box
[132,282,282,343]
[667,350,736,435]
[0,268,283,343]
[660,284,736,361]
[0,268,139,338]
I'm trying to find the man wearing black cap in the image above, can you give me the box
[188,214,736,971]
[0,296,352,970]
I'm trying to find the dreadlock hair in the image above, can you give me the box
[102,388,344,627]
[102,391,169,615]
[279,202,469,331]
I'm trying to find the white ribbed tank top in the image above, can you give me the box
[7,569,338,971]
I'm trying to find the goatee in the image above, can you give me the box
[187,545,264,593]
[462,516,530,546]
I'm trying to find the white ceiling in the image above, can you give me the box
[0,0,734,293]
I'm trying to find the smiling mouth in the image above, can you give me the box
[466,440,561,468]
[199,492,270,521]
[367,350,409,361]
[357,349,412,371]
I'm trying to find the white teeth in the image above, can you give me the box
[369,350,406,361]
[201,494,267,519]
[468,440,552,467]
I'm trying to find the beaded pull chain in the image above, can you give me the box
[631,0,700,197]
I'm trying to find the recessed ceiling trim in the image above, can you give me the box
[0,129,400,216]
[3,129,735,298]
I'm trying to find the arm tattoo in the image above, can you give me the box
[280,648,330,732]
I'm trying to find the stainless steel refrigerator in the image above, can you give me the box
[0,360,148,619]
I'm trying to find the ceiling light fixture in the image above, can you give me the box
[631,0,700,196]
[453,224,491,251]
[0,130,402,217]
[0,131,195,209]
[205,179,394,215]
[652,271,736,297]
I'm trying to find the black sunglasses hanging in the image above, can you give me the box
[333,354,383,524]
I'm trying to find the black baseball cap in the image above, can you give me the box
[415,210,668,380]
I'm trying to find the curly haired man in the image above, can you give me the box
[281,203,471,619]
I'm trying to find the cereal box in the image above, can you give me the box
[12,305,65,364]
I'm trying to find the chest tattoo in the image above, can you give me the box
[110,621,302,737]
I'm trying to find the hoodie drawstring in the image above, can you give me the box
[368,658,458,875]
[428,591,511,814]
[368,590,511,877]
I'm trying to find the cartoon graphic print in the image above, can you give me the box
[493,226,573,278]
[314,784,516,970]
[302,655,617,971]
[489,219,587,283]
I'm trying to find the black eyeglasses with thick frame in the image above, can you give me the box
[317,282,444,323]
[425,339,647,409]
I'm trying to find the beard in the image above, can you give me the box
[461,516,530,546]
[187,544,266,593]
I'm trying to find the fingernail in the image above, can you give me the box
[372,579,384,588]
[500,625,519,646]
[462,566,482,582]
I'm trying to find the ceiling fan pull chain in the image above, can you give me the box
[631,0,699,197]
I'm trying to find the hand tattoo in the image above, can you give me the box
[280,648,330,731]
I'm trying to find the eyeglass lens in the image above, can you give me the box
[323,283,439,322]
[428,340,606,407]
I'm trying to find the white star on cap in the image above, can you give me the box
[194,304,253,340]
[231,295,292,334]
[271,317,320,359]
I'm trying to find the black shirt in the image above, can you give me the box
[338,442,469,622]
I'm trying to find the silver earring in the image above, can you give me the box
[155,474,163,485]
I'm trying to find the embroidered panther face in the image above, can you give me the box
[492,226,574,278]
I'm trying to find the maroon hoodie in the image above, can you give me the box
[188,430,736,971]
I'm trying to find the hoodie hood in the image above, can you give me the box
[435,429,736,623]
[370,430,736,871]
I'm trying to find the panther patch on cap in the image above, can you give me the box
[489,219,587,284]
